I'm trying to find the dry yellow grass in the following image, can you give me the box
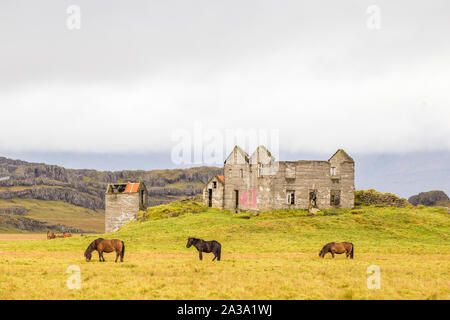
[0,204,449,300]
[0,250,448,300]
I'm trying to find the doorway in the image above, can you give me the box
[309,189,317,208]
[208,189,213,207]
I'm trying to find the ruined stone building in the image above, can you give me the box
[105,181,148,233]
[203,146,355,211]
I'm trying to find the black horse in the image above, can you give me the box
[186,237,221,261]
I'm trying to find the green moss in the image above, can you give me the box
[138,200,208,221]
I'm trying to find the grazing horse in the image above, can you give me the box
[84,238,125,262]
[186,237,221,261]
[319,242,354,259]
[46,231,56,239]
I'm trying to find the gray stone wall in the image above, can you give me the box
[202,176,224,209]
[105,193,140,233]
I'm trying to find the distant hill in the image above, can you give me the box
[408,190,449,207]
[0,156,221,232]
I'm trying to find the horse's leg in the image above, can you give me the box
[115,251,119,263]
[212,251,217,261]
[199,251,203,261]
[98,251,102,262]
[331,251,335,259]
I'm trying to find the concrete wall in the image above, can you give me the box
[214,147,355,211]
[105,193,140,233]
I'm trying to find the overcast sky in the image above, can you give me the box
[1,0,449,158]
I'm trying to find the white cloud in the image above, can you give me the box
[0,0,449,155]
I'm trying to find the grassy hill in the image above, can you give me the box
[0,199,104,233]
[0,202,448,299]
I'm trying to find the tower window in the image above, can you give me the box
[287,190,295,205]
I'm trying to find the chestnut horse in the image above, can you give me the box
[46,231,55,239]
[84,238,125,262]
[319,242,354,259]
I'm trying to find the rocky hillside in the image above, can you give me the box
[408,190,449,207]
[0,156,222,211]
[0,214,85,233]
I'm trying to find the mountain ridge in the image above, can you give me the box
[0,156,221,232]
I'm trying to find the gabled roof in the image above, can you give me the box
[124,182,141,193]
[234,145,249,162]
[329,149,354,163]
[106,181,146,194]
[249,145,275,164]
[205,174,225,187]
[224,145,249,164]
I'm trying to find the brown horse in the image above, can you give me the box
[63,233,72,238]
[319,242,354,259]
[84,238,125,262]
[46,231,55,239]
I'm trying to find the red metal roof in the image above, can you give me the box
[217,175,224,182]
[124,182,140,193]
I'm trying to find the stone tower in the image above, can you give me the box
[105,181,148,233]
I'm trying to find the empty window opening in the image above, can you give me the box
[331,167,337,176]
[213,181,217,189]
[258,163,263,177]
[330,190,341,206]
[287,190,295,205]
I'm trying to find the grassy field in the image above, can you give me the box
[0,203,448,299]
[0,199,104,232]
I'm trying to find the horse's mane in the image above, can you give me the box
[320,242,335,253]
[85,239,102,255]
[188,238,205,247]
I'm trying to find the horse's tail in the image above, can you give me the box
[350,243,354,259]
[120,241,125,260]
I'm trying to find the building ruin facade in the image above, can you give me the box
[203,146,355,211]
